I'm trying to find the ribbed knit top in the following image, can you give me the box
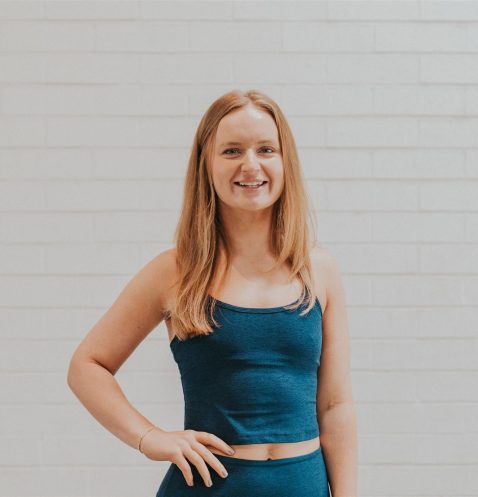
[169,291,324,444]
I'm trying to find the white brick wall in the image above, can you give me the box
[0,1,477,496]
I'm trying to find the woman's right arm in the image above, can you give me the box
[66,249,174,450]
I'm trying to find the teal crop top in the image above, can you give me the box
[169,291,323,445]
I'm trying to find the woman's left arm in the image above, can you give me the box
[314,250,358,497]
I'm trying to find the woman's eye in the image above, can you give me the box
[223,147,274,155]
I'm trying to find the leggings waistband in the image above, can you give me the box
[214,446,322,467]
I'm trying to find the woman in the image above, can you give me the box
[67,89,357,497]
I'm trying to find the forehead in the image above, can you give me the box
[215,105,279,146]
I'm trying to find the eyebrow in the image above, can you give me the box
[219,140,278,147]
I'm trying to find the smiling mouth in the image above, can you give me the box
[233,181,268,189]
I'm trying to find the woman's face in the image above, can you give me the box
[210,104,284,214]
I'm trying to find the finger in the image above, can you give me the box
[171,452,194,487]
[191,442,229,479]
[197,431,235,456]
[183,447,214,487]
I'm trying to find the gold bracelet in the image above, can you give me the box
[138,426,156,453]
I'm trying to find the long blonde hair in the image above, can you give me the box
[167,89,321,341]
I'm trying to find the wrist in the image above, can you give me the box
[137,426,159,453]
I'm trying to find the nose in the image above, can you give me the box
[241,149,261,172]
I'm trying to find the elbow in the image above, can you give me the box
[317,397,356,420]
[66,356,79,390]
[66,352,88,390]
[66,353,111,391]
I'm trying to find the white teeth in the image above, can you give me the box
[238,181,264,186]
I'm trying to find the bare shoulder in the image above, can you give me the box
[121,246,178,313]
[309,245,343,314]
[150,247,178,308]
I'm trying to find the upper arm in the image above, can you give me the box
[313,249,354,414]
[68,248,177,376]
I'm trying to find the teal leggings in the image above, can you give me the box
[156,446,330,497]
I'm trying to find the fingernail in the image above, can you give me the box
[207,479,213,487]
[222,469,228,477]
[188,480,193,487]
[228,448,235,455]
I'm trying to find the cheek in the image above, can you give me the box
[271,166,284,186]
[272,172,285,196]
[211,171,234,196]
[210,164,227,185]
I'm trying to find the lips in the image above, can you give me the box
[233,181,268,190]
[233,181,268,186]
[234,179,267,185]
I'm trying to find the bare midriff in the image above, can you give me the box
[210,436,321,460]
